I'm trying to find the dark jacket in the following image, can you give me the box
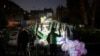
[17,30,29,44]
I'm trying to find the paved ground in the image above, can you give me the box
[4,43,100,56]
[5,45,66,56]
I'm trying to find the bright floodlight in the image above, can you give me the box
[43,16,46,19]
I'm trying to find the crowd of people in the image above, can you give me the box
[0,26,87,56]
[0,27,36,56]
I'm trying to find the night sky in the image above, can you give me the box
[11,0,66,12]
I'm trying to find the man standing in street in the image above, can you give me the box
[47,28,60,56]
[16,27,29,56]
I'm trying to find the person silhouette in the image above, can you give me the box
[47,28,60,56]
[16,27,29,56]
